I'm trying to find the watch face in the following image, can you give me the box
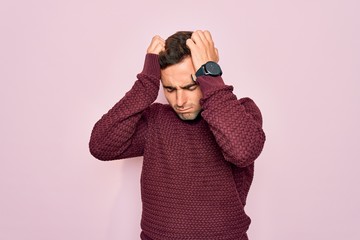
[205,62,221,75]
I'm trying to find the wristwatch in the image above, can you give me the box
[195,61,223,77]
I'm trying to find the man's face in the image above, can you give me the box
[161,56,203,121]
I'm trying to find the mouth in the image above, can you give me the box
[176,108,192,114]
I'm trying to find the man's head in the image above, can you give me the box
[159,31,192,69]
[159,31,203,121]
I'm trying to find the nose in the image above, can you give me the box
[176,90,186,108]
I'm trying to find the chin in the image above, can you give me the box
[178,111,201,121]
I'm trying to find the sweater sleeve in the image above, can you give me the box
[197,75,266,167]
[89,54,161,160]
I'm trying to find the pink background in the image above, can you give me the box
[1,0,359,239]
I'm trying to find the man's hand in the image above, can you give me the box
[147,35,165,55]
[186,30,219,71]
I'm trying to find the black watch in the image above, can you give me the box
[195,61,223,77]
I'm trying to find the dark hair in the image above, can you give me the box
[159,31,193,69]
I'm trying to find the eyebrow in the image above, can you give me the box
[163,82,198,90]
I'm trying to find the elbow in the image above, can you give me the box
[244,130,266,166]
[89,140,112,161]
[243,138,265,167]
[227,130,266,167]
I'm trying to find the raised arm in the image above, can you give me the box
[187,30,265,167]
[89,36,165,160]
[199,77,265,167]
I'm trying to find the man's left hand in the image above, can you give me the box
[186,30,219,71]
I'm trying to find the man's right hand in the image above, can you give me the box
[147,35,165,55]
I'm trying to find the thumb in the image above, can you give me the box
[186,39,195,50]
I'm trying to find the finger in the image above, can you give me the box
[154,43,165,53]
[203,30,214,46]
[215,48,219,62]
[147,35,165,53]
[156,40,165,48]
[196,30,209,45]
[186,38,196,50]
[158,41,166,50]
[148,39,165,54]
[151,35,158,43]
[157,36,165,44]
[151,35,164,45]
[153,35,164,41]
[191,31,204,46]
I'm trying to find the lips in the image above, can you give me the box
[176,108,191,114]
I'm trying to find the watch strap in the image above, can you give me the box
[195,65,206,77]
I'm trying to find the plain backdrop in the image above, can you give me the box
[1,0,359,239]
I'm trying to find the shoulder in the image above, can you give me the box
[238,97,261,110]
[239,97,255,104]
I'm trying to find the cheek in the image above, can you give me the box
[191,89,203,103]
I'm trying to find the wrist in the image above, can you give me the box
[196,75,226,96]
[140,54,161,79]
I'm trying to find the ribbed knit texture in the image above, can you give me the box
[89,54,266,240]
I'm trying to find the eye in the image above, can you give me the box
[186,85,198,91]
[165,87,175,93]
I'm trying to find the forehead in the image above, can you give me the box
[161,57,196,86]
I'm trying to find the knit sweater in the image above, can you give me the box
[89,54,266,240]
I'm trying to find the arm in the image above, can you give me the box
[198,76,265,167]
[89,36,165,160]
[187,30,265,167]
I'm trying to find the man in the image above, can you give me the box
[89,30,266,240]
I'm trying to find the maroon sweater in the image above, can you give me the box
[89,54,266,240]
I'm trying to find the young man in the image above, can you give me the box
[89,30,266,240]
